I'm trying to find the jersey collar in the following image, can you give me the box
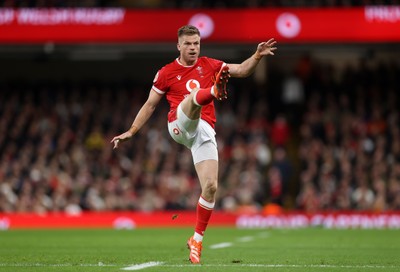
[176,57,198,67]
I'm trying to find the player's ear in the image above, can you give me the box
[177,42,181,51]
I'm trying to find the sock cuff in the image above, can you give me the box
[199,196,215,210]
[193,91,201,106]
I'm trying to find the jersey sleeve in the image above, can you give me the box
[205,57,226,73]
[151,67,168,95]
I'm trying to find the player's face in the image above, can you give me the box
[178,34,200,65]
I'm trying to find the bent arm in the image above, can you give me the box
[127,89,163,135]
[227,38,277,78]
[111,89,163,148]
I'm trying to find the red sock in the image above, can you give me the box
[195,196,215,237]
[193,87,214,106]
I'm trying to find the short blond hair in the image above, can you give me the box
[178,25,200,38]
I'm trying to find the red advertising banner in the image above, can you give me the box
[0,6,399,43]
[1,211,400,230]
[236,212,400,229]
[0,211,236,229]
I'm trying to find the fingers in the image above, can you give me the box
[113,139,119,149]
[259,38,277,55]
[266,38,277,45]
[111,137,120,149]
[111,131,133,149]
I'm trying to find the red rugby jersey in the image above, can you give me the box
[152,56,224,128]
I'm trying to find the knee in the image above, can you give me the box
[203,177,218,196]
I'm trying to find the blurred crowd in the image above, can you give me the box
[1,0,398,8]
[296,58,400,213]
[0,55,400,214]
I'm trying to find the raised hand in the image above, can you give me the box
[257,38,277,56]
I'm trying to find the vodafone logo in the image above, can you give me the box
[189,13,214,39]
[276,12,301,38]
[173,128,180,135]
[186,79,200,93]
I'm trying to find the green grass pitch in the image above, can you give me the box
[0,227,399,271]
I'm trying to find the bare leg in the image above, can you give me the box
[187,158,219,264]
[180,89,202,120]
[194,160,218,233]
[194,159,218,202]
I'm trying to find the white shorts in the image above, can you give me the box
[168,105,218,164]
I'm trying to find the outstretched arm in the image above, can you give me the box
[111,89,163,149]
[227,38,277,78]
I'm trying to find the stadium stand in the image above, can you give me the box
[1,55,399,213]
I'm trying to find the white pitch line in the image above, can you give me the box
[209,242,233,249]
[236,236,254,242]
[212,232,268,249]
[121,261,164,271]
